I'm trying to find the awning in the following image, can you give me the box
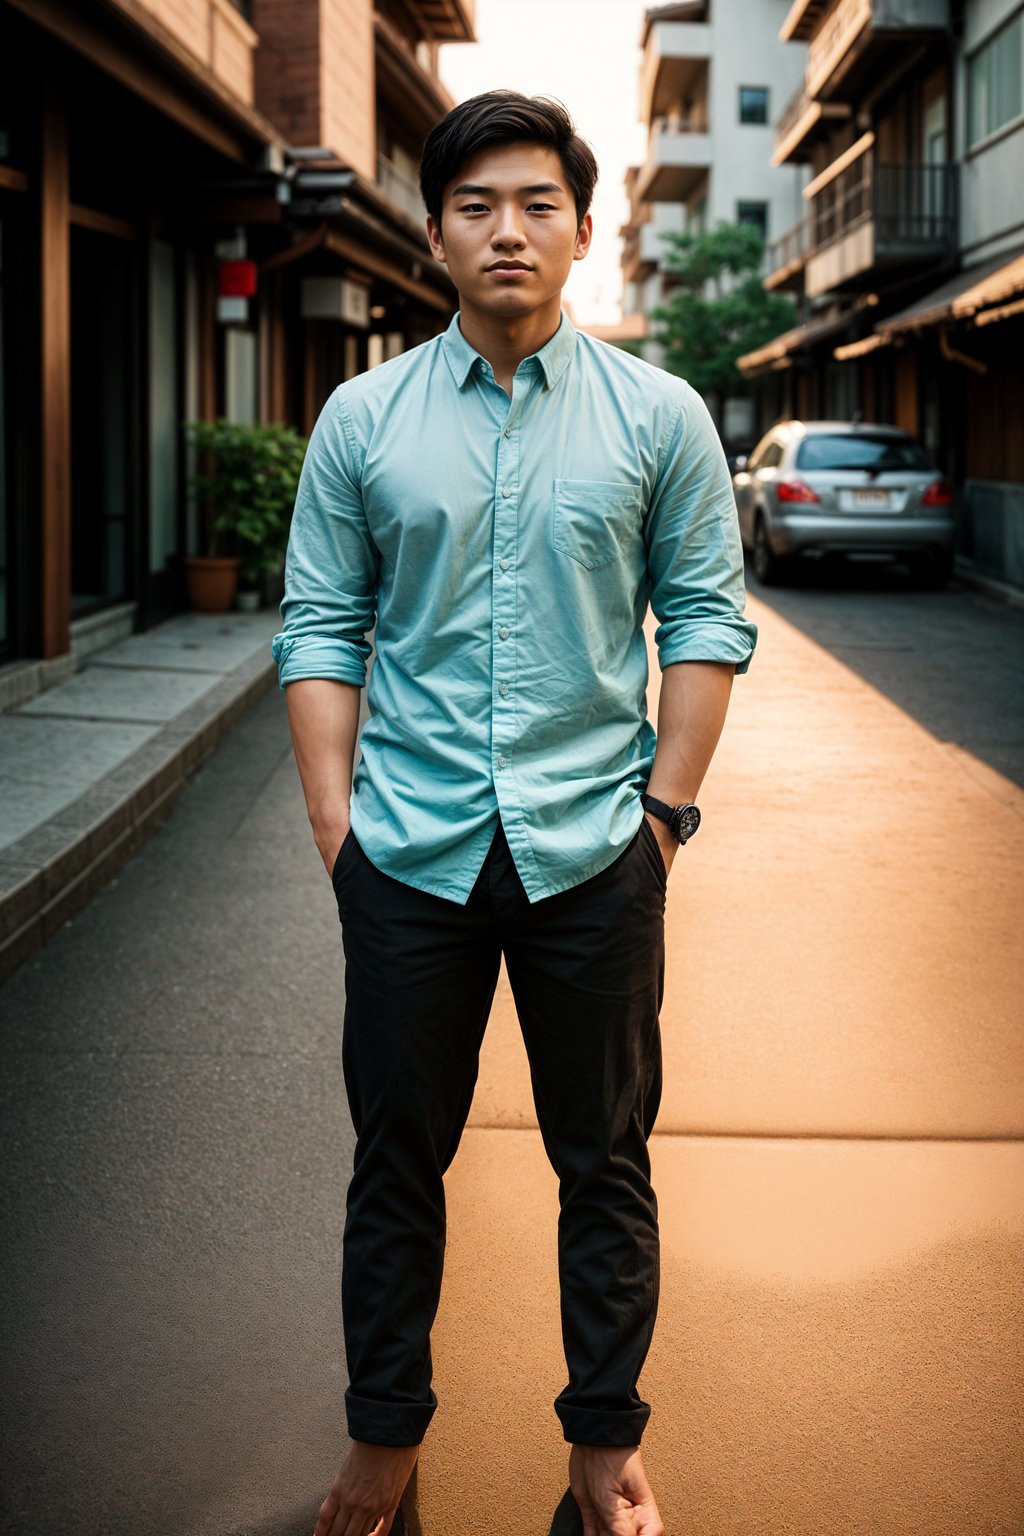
[881,247,1024,335]
[834,333,891,362]
[951,250,1024,318]
[737,306,857,376]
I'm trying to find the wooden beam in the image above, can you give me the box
[40,62,72,660]
[325,229,452,313]
[69,203,140,241]
[0,165,29,194]
[198,248,218,422]
[7,0,259,164]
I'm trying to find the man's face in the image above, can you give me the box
[426,141,592,319]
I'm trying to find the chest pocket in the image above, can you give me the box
[552,479,643,571]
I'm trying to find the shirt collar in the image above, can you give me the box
[441,310,577,391]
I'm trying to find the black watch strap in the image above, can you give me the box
[641,794,701,845]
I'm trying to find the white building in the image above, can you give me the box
[621,0,809,388]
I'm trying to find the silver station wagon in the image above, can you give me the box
[732,420,957,587]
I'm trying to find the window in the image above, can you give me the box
[795,434,933,472]
[968,9,1024,146]
[739,87,769,125]
[760,442,784,470]
[736,201,769,243]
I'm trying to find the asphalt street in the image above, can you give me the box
[0,692,354,1536]
[0,570,1021,1535]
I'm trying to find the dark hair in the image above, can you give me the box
[419,90,598,229]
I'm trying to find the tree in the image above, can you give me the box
[648,222,795,425]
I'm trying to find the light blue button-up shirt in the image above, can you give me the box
[272,311,756,903]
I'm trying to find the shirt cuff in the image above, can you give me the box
[657,621,757,675]
[271,633,368,690]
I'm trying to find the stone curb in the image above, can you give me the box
[0,648,277,986]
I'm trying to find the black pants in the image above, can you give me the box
[332,817,665,1447]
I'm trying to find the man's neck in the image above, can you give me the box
[457,298,564,396]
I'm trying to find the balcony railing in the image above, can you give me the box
[775,81,815,150]
[772,79,851,165]
[766,218,810,276]
[810,157,956,252]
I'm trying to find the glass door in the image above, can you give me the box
[70,225,135,617]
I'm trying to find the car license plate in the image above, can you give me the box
[853,490,891,508]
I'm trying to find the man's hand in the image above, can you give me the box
[316,813,350,880]
[313,1441,418,1536]
[569,1445,665,1536]
[644,813,677,878]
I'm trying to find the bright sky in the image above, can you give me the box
[439,0,652,326]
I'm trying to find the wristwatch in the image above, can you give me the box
[640,794,701,846]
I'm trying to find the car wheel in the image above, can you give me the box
[910,549,954,590]
[753,516,788,586]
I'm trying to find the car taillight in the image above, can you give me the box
[776,478,820,503]
[921,478,954,506]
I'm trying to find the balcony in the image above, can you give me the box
[801,139,957,297]
[772,80,851,165]
[635,119,711,204]
[639,18,712,128]
[764,219,811,291]
[783,0,951,103]
[410,0,475,41]
[621,226,651,286]
[375,11,453,141]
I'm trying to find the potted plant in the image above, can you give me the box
[183,418,307,612]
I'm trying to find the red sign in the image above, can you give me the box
[218,259,258,298]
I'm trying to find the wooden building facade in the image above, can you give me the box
[0,0,473,671]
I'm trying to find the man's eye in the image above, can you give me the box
[460,203,488,213]
[528,203,556,212]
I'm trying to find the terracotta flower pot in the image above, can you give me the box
[183,556,241,613]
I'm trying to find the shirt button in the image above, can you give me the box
[498,626,509,639]
[503,427,511,438]
[499,558,510,571]
[501,485,511,498]
[497,755,507,769]
[498,681,509,696]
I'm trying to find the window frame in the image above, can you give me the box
[736,200,770,243]
[967,5,1024,150]
[738,86,770,126]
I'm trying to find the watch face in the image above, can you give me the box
[673,804,701,843]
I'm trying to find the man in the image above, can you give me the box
[273,91,756,1536]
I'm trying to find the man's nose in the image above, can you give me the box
[492,204,526,247]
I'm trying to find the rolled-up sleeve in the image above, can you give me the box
[644,384,757,675]
[271,393,378,690]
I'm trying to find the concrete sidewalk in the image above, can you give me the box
[0,611,279,983]
[412,594,1024,1535]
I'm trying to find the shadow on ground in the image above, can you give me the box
[744,554,1024,788]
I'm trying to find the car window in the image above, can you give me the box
[796,434,933,472]
[760,441,783,470]
[745,435,774,472]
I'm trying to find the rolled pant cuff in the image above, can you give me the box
[556,1402,652,1446]
[345,1388,436,1447]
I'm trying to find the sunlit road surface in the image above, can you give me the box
[421,579,1024,1536]
[1,575,1021,1536]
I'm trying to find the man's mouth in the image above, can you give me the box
[487,261,532,271]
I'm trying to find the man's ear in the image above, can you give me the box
[573,213,593,263]
[426,215,446,265]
